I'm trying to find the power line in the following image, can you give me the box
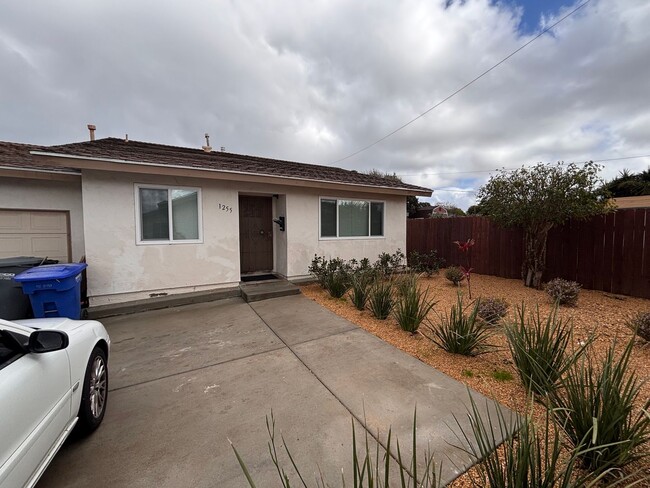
[396,154,650,177]
[431,188,477,193]
[330,0,593,165]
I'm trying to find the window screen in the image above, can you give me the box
[339,200,369,237]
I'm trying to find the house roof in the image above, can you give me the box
[30,137,431,195]
[0,141,79,174]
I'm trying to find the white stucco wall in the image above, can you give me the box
[0,176,85,261]
[81,170,407,305]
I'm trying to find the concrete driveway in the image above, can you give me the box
[38,295,510,487]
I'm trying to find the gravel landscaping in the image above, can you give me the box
[301,272,650,486]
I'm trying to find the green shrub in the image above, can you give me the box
[549,338,650,475]
[626,311,650,342]
[309,255,352,290]
[349,270,374,310]
[373,249,405,276]
[505,305,590,396]
[408,250,445,277]
[453,395,627,488]
[544,278,581,306]
[393,276,437,333]
[367,279,394,320]
[444,266,465,286]
[477,297,509,325]
[231,409,440,488]
[424,293,492,356]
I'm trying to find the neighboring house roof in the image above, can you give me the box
[612,196,650,209]
[0,141,79,175]
[29,137,431,195]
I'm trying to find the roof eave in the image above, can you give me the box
[30,151,432,197]
[0,165,81,181]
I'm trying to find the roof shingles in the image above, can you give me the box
[0,141,78,173]
[3,138,430,193]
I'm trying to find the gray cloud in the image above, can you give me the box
[1,0,648,209]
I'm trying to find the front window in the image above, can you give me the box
[137,185,202,243]
[320,198,384,238]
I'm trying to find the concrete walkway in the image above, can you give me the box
[38,295,511,488]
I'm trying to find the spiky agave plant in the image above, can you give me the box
[230,409,440,488]
[423,293,492,356]
[504,304,592,396]
[549,338,650,476]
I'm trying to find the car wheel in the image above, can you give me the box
[77,346,108,435]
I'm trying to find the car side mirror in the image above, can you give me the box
[28,330,69,353]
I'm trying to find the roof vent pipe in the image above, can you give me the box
[87,124,96,141]
[202,133,212,152]
[125,133,129,142]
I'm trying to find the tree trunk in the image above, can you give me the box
[522,225,552,289]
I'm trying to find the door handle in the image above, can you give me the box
[259,230,264,235]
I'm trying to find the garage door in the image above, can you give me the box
[0,210,70,263]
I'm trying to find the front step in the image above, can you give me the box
[239,279,301,303]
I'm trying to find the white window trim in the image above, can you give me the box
[134,184,203,245]
[319,196,385,240]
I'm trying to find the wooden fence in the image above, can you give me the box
[406,208,650,299]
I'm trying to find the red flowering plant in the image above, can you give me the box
[453,238,475,298]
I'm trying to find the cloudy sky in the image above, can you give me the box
[1,0,648,209]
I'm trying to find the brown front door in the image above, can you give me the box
[239,195,273,274]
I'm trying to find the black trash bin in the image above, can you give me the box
[0,256,57,320]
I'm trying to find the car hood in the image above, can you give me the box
[11,317,88,333]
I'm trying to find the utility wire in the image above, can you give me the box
[330,0,593,165]
[430,188,477,193]
[396,154,650,177]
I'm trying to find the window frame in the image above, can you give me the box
[134,184,203,245]
[319,197,385,240]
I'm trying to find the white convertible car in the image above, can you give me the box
[0,317,110,488]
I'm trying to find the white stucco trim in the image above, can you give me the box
[30,151,431,196]
[0,165,80,176]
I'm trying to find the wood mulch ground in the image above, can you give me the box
[300,272,650,487]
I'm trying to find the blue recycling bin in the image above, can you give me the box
[14,263,87,320]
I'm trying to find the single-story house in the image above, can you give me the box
[0,133,430,306]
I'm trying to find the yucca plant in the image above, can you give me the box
[323,269,351,299]
[393,276,437,333]
[504,304,591,396]
[349,270,374,310]
[367,279,394,320]
[423,293,492,356]
[453,394,643,488]
[549,338,650,476]
[394,272,418,298]
[231,409,440,488]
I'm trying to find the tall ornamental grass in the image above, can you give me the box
[549,338,650,476]
[393,274,436,333]
[504,305,591,396]
[424,293,492,356]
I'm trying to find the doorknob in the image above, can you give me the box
[259,230,264,235]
